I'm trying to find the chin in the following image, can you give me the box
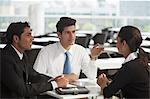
[70,43,74,45]
[28,45,32,49]
[27,47,31,50]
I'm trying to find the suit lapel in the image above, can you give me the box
[22,53,29,83]
[4,45,28,82]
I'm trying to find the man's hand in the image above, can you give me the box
[64,73,77,82]
[54,75,68,87]
[90,43,104,60]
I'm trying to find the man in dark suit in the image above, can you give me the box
[0,22,68,98]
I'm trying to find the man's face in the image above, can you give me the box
[58,25,76,49]
[17,27,33,51]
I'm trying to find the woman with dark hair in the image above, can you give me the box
[97,26,149,98]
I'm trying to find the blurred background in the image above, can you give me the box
[0,0,149,84]
[0,0,150,36]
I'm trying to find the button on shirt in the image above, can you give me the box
[33,42,97,79]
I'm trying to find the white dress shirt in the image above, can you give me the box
[11,45,23,60]
[34,42,97,79]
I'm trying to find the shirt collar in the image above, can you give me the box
[57,42,73,56]
[11,45,23,60]
[123,51,138,64]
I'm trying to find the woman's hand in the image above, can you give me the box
[97,73,108,89]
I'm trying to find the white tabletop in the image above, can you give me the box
[46,79,101,99]
[104,46,150,53]
[141,40,150,46]
[47,32,87,37]
[96,57,125,70]
[33,37,59,42]
[104,47,118,52]
[142,47,150,53]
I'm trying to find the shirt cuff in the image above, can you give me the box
[51,81,58,89]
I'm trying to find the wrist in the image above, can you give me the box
[100,84,107,95]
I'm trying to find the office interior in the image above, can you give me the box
[0,0,149,64]
[0,0,150,98]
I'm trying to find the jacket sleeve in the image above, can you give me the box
[1,51,53,97]
[103,65,131,98]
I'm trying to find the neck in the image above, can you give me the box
[123,50,131,59]
[60,43,71,51]
[123,45,131,59]
[12,44,24,53]
[124,53,129,59]
[63,45,71,51]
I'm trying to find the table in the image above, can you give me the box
[141,40,150,46]
[45,79,102,99]
[33,37,59,42]
[142,47,150,53]
[95,57,125,70]
[104,46,149,53]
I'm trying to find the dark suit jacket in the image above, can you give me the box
[1,44,53,99]
[103,56,150,98]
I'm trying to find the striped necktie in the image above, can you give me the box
[63,52,71,74]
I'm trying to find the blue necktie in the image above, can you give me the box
[63,52,71,74]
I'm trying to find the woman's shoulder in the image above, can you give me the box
[122,58,146,71]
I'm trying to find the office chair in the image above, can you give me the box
[92,33,107,45]
[0,32,7,44]
[75,34,92,48]
[92,33,111,59]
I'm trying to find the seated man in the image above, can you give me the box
[34,17,103,82]
[1,22,68,98]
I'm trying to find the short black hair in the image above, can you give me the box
[6,22,30,44]
[56,17,76,33]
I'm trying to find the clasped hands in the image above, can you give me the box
[97,73,111,91]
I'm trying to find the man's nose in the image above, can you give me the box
[31,36,34,41]
[70,33,75,37]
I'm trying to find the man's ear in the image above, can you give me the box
[57,32,62,39]
[13,35,19,43]
[123,40,128,46]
